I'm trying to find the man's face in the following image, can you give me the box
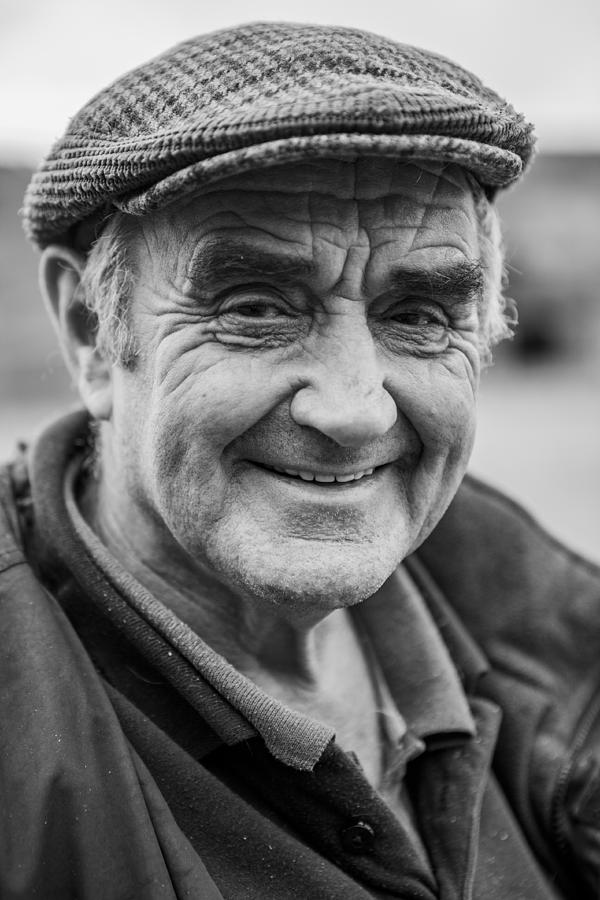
[101,158,484,621]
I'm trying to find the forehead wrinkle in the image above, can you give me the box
[382,170,450,263]
[357,185,478,298]
[174,159,472,218]
[309,189,378,301]
[407,164,475,203]
[371,180,478,270]
[306,190,360,296]
[413,201,479,260]
[398,167,477,259]
[405,170,447,257]
[144,163,480,308]
[355,195,430,288]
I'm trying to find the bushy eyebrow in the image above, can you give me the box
[185,237,315,289]
[384,260,484,305]
[185,236,483,305]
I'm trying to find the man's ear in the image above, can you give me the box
[39,245,113,420]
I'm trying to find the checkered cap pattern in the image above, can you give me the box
[23,22,535,248]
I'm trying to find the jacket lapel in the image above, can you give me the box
[412,696,563,900]
[411,696,501,900]
[405,556,565,899]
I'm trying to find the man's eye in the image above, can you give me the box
[388,303,448,329]
[221,294,288,319]
[234,303,277,318]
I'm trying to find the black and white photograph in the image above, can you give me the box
[0,1,598,897]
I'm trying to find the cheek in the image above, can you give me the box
[387,356,478,465]
[139,351,300,498]
[383,357,478,546]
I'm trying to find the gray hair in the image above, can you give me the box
[472,186,516,364]
[79,187,514,369]
[79,213,139,368]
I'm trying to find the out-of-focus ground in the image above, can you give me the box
[1,157,599,562]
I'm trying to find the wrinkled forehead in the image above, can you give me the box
[174,157,477,208]
[138,158,482,253]
[78,158,481,251]
[129,158,482,291]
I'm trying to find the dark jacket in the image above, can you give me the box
[1,428,599,899]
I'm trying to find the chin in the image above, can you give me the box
[205,533,409,624]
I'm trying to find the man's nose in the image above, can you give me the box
[289,319,397,448]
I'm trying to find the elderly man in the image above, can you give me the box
[1,21,599,900]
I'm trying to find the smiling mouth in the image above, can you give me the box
[252,462,381,484]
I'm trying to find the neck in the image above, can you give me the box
[79,472,353,688]
[79,469,385,785]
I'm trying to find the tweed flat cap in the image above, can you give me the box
[23,21,535,248]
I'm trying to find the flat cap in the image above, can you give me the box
[23,21,535,249]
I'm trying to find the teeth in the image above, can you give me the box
[271,465,377,483]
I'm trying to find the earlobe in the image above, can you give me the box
[39,245,113,420]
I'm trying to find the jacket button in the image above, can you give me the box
[340,819,376,854]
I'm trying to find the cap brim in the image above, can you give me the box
[115,132,523,216]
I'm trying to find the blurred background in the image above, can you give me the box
[1,0,599,561]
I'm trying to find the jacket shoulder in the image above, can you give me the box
[416,472,600,671]
[416,474,600,893]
